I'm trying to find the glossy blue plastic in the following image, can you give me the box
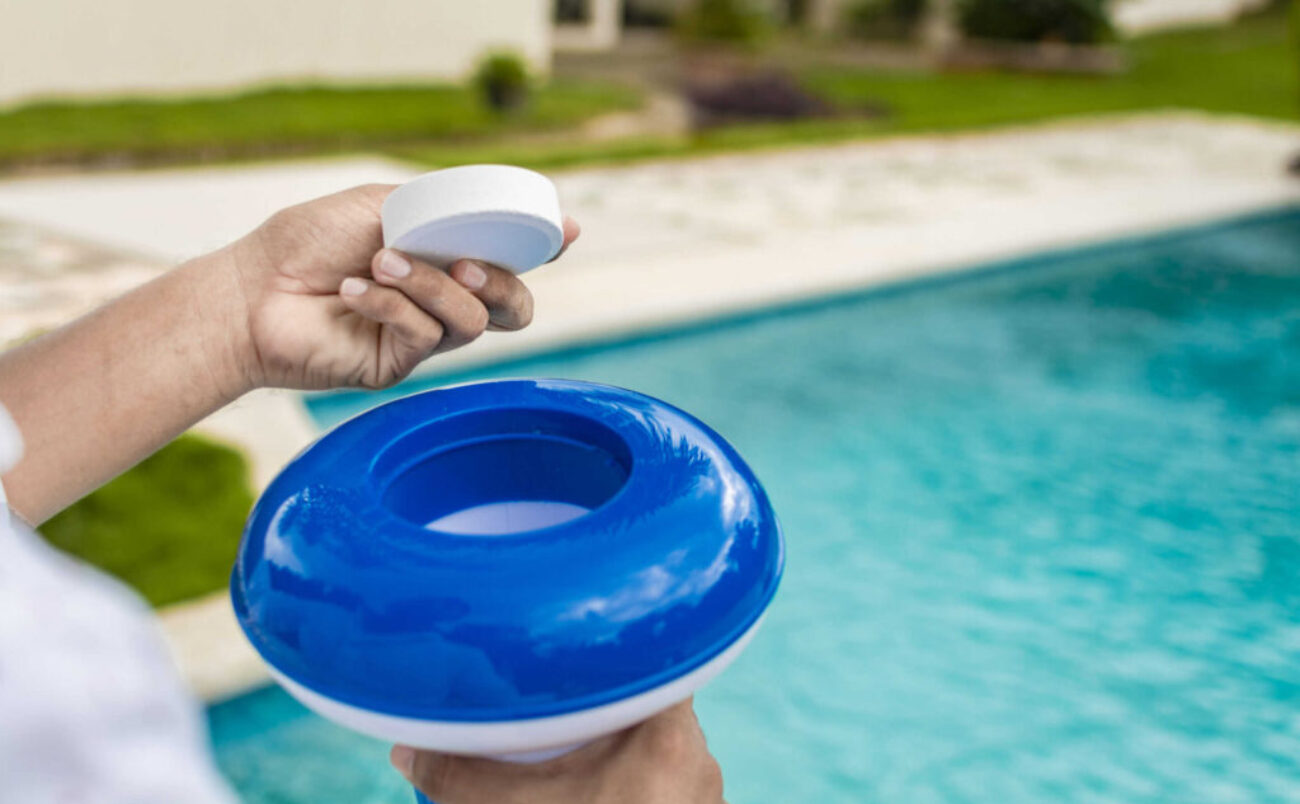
[232,379,784,722]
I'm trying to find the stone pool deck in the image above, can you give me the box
[2,112,1297,701]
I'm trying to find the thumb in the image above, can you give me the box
[392,745,463,802]
[390,744,420,782]
[391,744,543,804]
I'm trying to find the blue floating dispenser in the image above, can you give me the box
[231,379,783,799]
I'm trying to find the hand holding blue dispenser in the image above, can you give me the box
[229,168,784,803]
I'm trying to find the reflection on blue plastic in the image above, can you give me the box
[232,379,784,722]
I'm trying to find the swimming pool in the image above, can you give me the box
[210,207,1300,803]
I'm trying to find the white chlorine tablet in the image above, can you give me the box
[381,165,565,274]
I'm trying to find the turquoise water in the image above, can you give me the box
[211,208,1300,803]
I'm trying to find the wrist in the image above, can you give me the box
[174,244,263,402]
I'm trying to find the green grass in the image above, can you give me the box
[40,434,254,608]
[0,80,641,167]
[801,11,1295,130]
[397,10,1296,170]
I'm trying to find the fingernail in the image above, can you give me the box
[390,745,416,779]
[377,250,411,280]
[456,261,487,290]
[340,277,368,296]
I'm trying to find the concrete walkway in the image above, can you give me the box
[3,112,1298,701]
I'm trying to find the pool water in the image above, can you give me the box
[211,208,1300,803]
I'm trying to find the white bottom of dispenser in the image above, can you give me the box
[268,614,765,757]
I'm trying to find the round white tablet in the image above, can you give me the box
[381,165,564,275]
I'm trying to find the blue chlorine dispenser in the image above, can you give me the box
[231,380,784,801]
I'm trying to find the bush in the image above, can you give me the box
[685,70,836,124]
[677,0,772,45]
[474,52,530,112]
[845,0,928,41]
[956,0,1113,45]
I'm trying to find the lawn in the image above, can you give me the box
[0,80,641,167]
[40,434,254,608]
[397,8,1296,170]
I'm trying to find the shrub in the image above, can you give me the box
[677,0,772,45]
[845,0,929,41]
[956,0,1113,45]
[474,52,530,112]
[685,70,836,124]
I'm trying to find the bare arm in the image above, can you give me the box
[0,183,579,523]
[0,247,251,523]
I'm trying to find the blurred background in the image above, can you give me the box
[2,1,1298,802]
[0,0,1291,173]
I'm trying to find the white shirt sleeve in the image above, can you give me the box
[0,404,238,804]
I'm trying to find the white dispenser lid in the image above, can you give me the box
[381,165,564,274]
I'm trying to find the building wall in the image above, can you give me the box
[1113,0,1271,34]
[0,0,551,107]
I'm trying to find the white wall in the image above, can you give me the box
[0,0,552,107]
[1114,0,1271,34]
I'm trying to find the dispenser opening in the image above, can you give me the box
[380,410,631,536]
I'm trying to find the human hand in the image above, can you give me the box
[223,183,579,391]
[390,701,725,804]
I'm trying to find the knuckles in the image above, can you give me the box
[470,302,492,336]
[493,282,534,331]
[374,291,407,319]
[355,182,396,201]
[643,718,694,765]
[698,756,725,800]
[512,288,535,329]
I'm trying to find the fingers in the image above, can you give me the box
[447,259,534,331]
[391,700,724,804]
[393,730,629,804]
[337,277,444,385]
[631,699,709,765]
[352,211,580,363]
[629,700,725,803]
[396,748,468,803]
[395,746,562,804]
[549,216,581,262]
[371,250,491,351]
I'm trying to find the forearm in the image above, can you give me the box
[0,247,254,524]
